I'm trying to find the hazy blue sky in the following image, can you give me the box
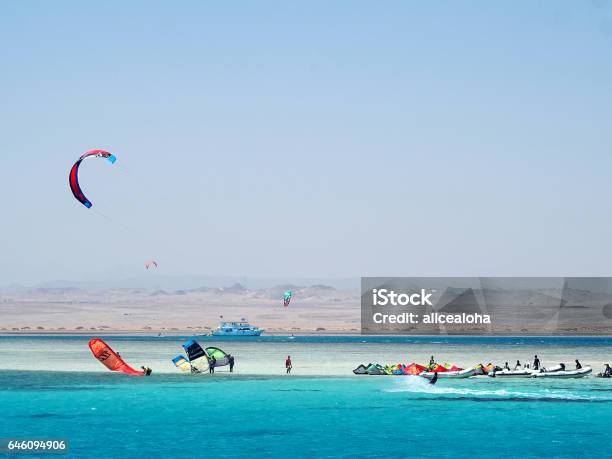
[1,1,612,285]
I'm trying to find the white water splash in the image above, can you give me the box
[384,376,609,401]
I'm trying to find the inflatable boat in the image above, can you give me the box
[532,366,592,379]
[420,368,478,379]
[488,369,534,378]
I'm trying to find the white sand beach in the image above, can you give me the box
[1,335,609,376]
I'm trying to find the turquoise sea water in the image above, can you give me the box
[1,337,611,458]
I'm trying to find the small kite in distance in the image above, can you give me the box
[283,290,292,308]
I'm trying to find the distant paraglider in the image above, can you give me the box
[69,149,116,208]
[145,260,158,270]
[283,290,292,308]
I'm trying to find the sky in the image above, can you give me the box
[1,1,612,285]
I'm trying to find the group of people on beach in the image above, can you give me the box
[190,354,235,374]
[189,354,292,374]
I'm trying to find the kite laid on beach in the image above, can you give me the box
[205,346,230,366]
[283,290,292,307]
[182,340,210,371]
[172,355,192,372]
[88,338,149,376]
[69,149,116,208]
[181,340,231,371]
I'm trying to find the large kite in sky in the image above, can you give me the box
[69,149,116,208]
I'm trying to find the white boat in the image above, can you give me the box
[488,364,593,379]
[532,366,592,379]
[212,320,263,336]
[420,368,477,379]
[488,369,535,378]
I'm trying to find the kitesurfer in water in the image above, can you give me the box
[286,356,292,374]
[140,366,152,376]
[209,356,216,374]
[533,355,540,370]
[575,359,582,369]
[429,371,438,385]
[603,364,611,378]
[228,354,235,373]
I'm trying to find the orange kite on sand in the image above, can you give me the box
[88,338,149,376]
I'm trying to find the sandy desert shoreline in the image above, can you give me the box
[3,284,612,335]
[0,329,360,336]
[2,331,611,337]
